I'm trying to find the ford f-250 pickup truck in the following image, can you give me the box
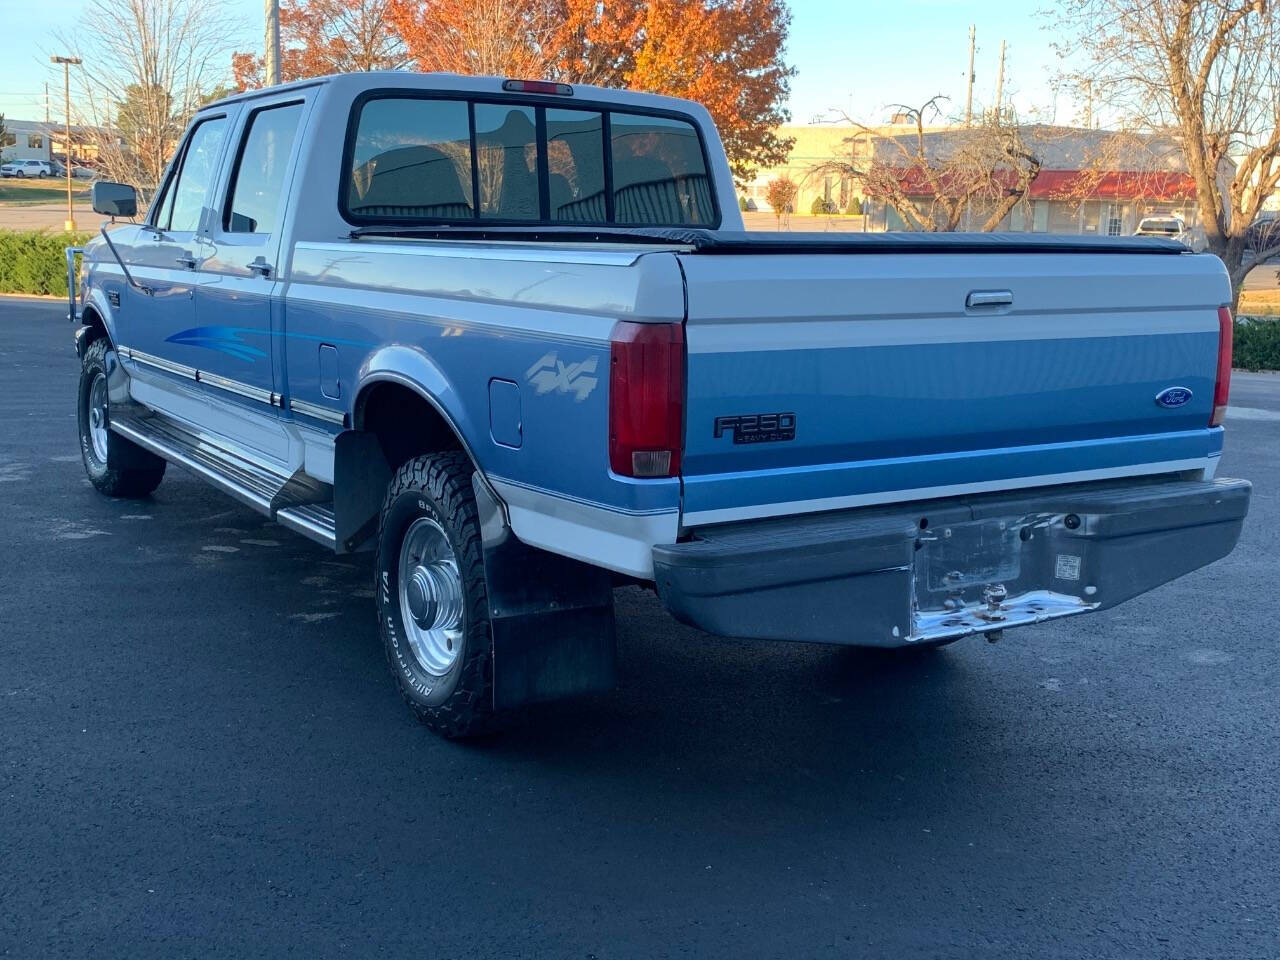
[68,72,1250,737]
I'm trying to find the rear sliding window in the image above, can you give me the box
[343,95,715,227]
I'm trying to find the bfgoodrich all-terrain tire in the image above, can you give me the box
[375,452,497,738]
[78,338,166,498]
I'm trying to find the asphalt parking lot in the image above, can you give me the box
[2,297,1278,959]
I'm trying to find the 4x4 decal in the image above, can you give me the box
[526,352,599,401]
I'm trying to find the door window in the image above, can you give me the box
[225,102,304,234]
[1106,204,1124,236]
[1031,200,1049,233]
[165,116,229,233]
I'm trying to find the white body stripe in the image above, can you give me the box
[489,477,679,579]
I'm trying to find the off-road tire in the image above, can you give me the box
[78,338,166,498]
[375,451,497,738]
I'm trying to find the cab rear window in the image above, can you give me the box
[342,95,716,227]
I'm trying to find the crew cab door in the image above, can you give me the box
[195,95,310,410]
[124,113,233,383]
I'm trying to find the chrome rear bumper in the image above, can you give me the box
[653,475,1250,647]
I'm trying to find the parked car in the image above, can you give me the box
[67,72,1250,737]
[1133,215,1189,240]
[1,159,54,178]
[1244,212,1280,259]
[1134,215,1207,252]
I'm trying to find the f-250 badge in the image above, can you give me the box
[526,352,599,401]
[714,412,797,444]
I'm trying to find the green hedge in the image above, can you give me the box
[1234,317,1280,371]
[0,230,92,297]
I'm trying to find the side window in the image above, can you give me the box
[166,116,229,233]
[609,113,712,225]
[546,109,605,222]
[474,103,539,220]
[225,102,304,234]
[346,98,473,220]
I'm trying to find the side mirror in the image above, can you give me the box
[91,181,138,218]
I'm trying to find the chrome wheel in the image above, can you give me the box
[397,517,464,676]
[87,371,109,462]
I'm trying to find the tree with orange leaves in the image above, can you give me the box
[232,0,408,88]
[386,0,795,184]
[621,0,795,184]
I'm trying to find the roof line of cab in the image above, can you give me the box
[200,71,707,116]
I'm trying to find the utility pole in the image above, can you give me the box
[994,39,1006,124]
[965,25,976,127]
[50,55,81,232]
[265,0,282,86]
[44,82,49,124]
[1083,78,1093,129]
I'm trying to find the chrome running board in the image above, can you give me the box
[110,410,339,551]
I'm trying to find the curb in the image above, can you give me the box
[0,292,65,303]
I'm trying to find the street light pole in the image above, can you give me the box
[50,55,82,232]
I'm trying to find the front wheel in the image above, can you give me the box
[375,451,497,738]
[78,338,166,497]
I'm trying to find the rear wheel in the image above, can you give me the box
[375,452,497,738]
[78,338,166,498]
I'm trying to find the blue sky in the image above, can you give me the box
[0,0,1075,127]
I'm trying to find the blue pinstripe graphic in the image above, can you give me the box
[164,326,377,361]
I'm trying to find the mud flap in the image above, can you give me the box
[334,431,392,552]
[472,475,617,711]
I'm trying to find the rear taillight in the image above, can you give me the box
[1211,305,1232,427]
[608,321,684,478]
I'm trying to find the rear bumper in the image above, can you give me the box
[653,475,1250,647]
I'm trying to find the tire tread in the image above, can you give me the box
[377,451,499,738]
[79,338,165,499]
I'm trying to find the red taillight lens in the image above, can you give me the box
[609,321,684,478]
[1211,305,1233,427]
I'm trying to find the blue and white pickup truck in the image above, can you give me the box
[69,72,1250,736]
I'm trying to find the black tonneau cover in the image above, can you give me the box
[351,224,1190,255]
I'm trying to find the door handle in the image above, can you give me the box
[248,257,273,278]
[174,253,197,269]
[966,289,1014,309]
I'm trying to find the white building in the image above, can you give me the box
[0,119,54,163]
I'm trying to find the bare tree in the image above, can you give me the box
[57,0,239,200]
[817,97,1042,232]
[1053,0,1280,306]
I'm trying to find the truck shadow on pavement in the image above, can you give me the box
[56,470,1023,836]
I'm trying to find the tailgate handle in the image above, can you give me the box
[966,289,1013,309]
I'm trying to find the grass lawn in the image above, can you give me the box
[1239,288,1280,317]
[0,177,90,204]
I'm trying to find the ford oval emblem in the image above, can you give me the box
[1155,386,1194,409]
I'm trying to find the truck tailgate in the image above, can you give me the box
[678,249,1230,526]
